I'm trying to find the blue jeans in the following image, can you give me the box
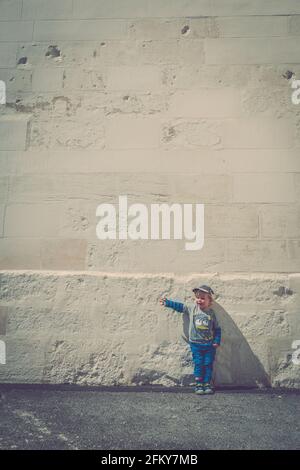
[189,342,216,384]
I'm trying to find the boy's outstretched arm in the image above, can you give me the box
[160,296,186,313]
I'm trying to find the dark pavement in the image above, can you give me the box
[0,385,299,450]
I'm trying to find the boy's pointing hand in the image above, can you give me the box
[160,297,167,306]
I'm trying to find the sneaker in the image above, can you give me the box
[203,383,214,394]
[195,383,205,395]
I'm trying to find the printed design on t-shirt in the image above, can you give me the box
[193,312,213,340]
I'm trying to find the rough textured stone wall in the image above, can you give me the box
[0,0,300,387]
[0,271,300,388]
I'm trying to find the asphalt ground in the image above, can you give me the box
[0,385,299,450]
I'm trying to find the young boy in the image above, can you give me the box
[160,285,221,395]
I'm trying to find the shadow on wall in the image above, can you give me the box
[181,301,271,388]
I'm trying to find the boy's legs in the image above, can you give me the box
[189,343,205,383]
[203,346,216,388]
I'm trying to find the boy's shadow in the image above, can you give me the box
[181,301,271,388]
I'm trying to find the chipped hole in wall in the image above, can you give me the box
[45,45,61,58]
[17,57,27,65]
[100,42,106,47]
[286,353,293,363]
[273,286,294,296]
[282,70,294,80]
[181,25,190,35]
[165,126,177,140]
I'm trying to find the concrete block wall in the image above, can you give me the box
[0,0,300,387]
[0,271,300,388]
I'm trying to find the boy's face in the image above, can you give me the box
[194,291,211,310]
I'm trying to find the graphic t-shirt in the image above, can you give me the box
[190,308,215,343]
[183,303,221,345]
[193,310,214,341]
[164,299,222,346]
